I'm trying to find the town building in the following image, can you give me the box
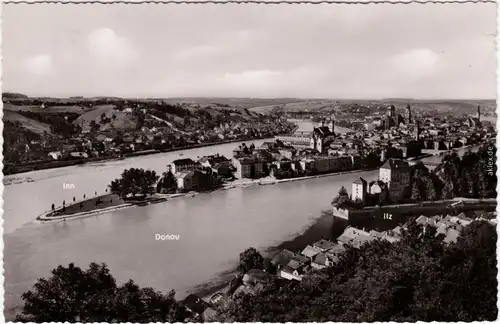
[311,244,346,269]
[352,177,368,202]
[383,105,405,129]
[182,294,216,321]
[379,158,411,203]
[271,249,310,281]
[280,259,309,281]
[300,245,322,261]
[48,151,62,160]
[175,171,199,191]
[337,227,376,248]
[242,269,273,287]
[234,157,264,179]
[275,131,313,151]
[169,158,198,174]
[312,239,337,252]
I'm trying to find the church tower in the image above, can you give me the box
[477,105,481,121]
[414,121,420,141]
[406,104,412,124]
[327,119,335,134]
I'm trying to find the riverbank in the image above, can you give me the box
[191,209,343,305]
[4,136,278,177]
[36,191,205,222]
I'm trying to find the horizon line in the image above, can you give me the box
[2,92,496,102]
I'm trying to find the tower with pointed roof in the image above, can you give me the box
[352,177,367,202]
[406,104,412,124]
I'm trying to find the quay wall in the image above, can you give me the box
[333,198,497,225]
[38,203,136,222]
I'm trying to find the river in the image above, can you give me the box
[2,121,474,319]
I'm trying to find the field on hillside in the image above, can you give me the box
[3,110,52,135]
[4,102,92,114]
[73,105,137,131]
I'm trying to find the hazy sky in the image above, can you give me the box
[3,4,496,99]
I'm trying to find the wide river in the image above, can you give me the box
[2,121,472,319]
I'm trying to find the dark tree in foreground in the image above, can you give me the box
[16,262,186,323]
[216,220,497,322]
[237,247,264,274]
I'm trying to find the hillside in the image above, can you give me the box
[3,110,52,136]
[73,105,138,131]
[3,92,28,99]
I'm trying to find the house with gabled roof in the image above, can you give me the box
[182,294,216,321]
[300,245,322,260]
[312,239,337,252]
[337,227,376,248]
[281,259,310,281]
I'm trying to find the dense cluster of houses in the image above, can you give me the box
[157,154,235,192]
[275,104,495,170]
[266,210,495,283]
[232,139,361,180]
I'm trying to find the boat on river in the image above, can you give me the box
[259,180,277,186]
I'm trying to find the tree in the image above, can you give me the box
[332,186,351,209]
[237,247,264,274]
[16,262,186,323]
[89,120,99,133]
[157,171,178,194]
[378,184,391,205]
[109,168,159,198]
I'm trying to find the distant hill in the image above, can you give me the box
[249,99,497,115]
[3,92,28,99]
[162,97,305,109]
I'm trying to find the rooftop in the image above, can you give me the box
[182,294,210,315]
[271,249,295,267]
[380,158,410,170]
[172,158,196,166]
[353,177,367,185]
[301,245,322,258]
[313,239,337,251]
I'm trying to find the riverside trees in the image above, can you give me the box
[109,168,159,199]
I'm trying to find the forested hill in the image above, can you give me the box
[215,220,497,322]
